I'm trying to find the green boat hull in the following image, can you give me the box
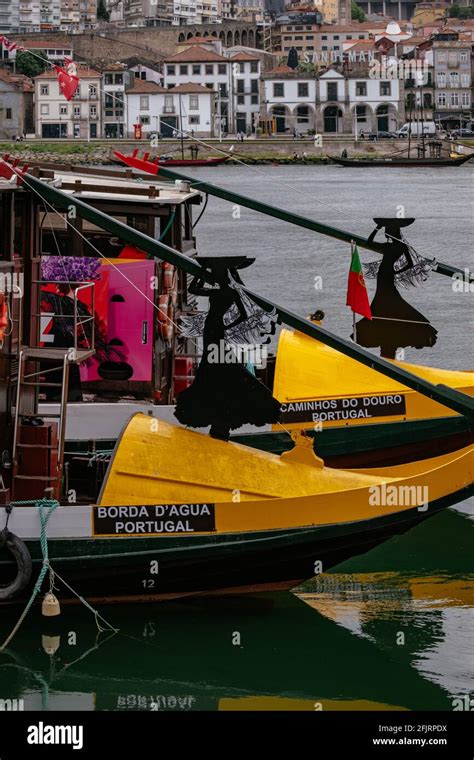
[233,415,473,467]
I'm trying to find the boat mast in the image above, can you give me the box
[418,50,426,157]
[22,172,474,419]
[179,94,184,160]
[408,72,413,159]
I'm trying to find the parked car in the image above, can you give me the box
[367,131,398,141]
[449,129,474,140]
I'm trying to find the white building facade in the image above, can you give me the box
[263,65,317,134]
[263,66,402,135]
[347,73,400,134]
[0,0,95,32]
[103,64,132,139]
[125,78,214,138]
[164,45,231,133]
[34,67,102,138]
[230,51,261,134]
[172,0,219,25]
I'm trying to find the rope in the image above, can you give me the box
[0,498,118,651]
[0,498,59,651]
[8,40,466,268]
[48,567,118,633]
[371,316,431,325]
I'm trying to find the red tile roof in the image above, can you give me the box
[0,69,33,92]
[345,41,377,53]
[102,63,126,71]
[230,51,259,61]
[165,45,228,63]
[346,39,377,48]
[172,82,213,93]
[127,78,167,93]
[267,64,294,74]
[402,37,430,46]
[10,40,72,49]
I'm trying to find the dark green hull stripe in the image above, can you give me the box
[2,485,470,603]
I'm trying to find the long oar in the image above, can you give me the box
[24,172,474,420]
[114,151,472,284]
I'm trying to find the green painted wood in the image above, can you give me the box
[23,172,474,419]
[155,165,473,283]
[233,416,473,456]
[16,485,472,569]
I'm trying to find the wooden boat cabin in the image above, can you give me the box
[0,165,203,506]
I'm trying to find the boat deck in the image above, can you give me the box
[50,171,201,205]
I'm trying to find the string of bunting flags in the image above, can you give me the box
[0,36,80,100]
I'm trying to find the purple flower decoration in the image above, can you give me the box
[41,256,101,282]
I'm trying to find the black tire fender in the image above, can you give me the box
[0,531,32,600]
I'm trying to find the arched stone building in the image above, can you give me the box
[177,23,256,49]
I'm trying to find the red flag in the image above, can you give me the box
[0,36,23,52]
[55,64,79,101]
[346,245,372,320]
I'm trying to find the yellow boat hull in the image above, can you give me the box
[98,415,473,535]
[272,328,474,430]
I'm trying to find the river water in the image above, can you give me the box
[0,164,472,713]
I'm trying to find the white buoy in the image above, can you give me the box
[42,592,61,617]
[42,635,60,655]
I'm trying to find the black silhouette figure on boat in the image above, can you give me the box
[354,218,438,359]
[174,256,281,441]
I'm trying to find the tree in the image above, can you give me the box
[448,4,474,18]
[351,0,366,22]
[15,49,48,78]
[97,0,110,21]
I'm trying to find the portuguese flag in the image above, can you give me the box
[346,245,372,320]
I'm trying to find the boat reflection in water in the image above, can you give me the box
[1,503,472,714]
[296,503,474,700]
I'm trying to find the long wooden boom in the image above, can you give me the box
[114,152,472,283]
